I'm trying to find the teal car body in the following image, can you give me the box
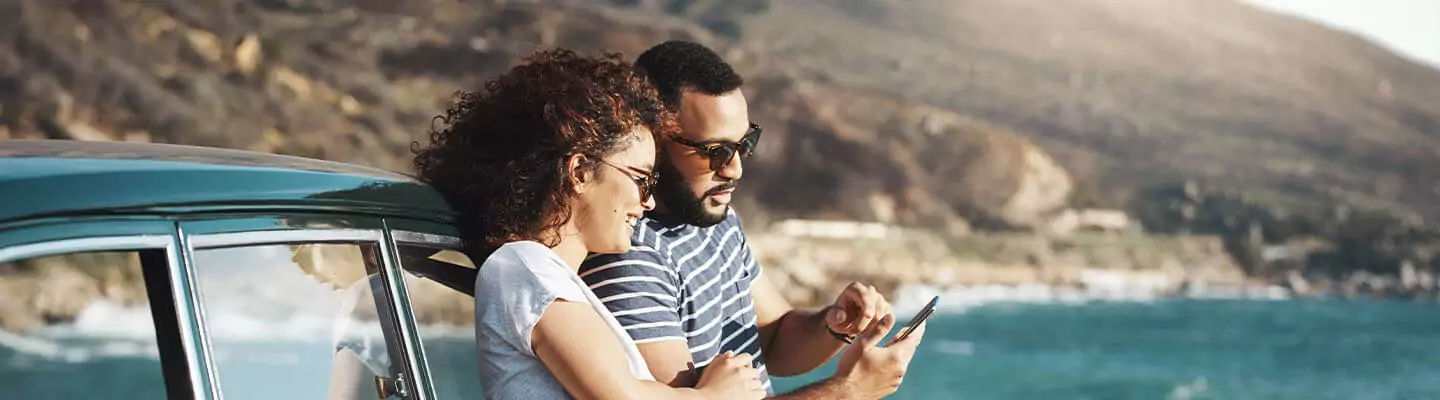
[0,140,481,400]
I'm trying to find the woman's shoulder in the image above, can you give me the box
[475,241,586,302]
[480,240,554,269]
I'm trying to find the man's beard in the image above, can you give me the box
[654,161,735,227]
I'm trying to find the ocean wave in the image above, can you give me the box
[933,339,975,356]
[2,300,473,365]
[890,280,1292,316]
[1166,377,1210,400]
[0,327,160,364]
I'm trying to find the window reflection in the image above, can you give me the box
[191,243,403,400]
[0,250,166,400]
[396,246,481,399]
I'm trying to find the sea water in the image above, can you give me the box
[3,299,1438,399]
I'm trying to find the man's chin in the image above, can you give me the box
[692,203,729,227]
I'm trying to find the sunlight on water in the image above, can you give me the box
[4,299,1440,399]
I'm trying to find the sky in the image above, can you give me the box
[1241,0,1440,68]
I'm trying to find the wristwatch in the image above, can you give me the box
[823,306,856,344]
[826,323,855,344]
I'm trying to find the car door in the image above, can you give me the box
[383,218,484,399]
[178,214,427,400]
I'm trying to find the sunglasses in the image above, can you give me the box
[596,159,658,201]
[671,123,763,172]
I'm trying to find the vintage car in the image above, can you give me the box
[0,139,483,399]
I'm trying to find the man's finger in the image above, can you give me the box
[847,284,877,332]
[873,297,893,332]
[855,313,897,347]
[892,320,928,354]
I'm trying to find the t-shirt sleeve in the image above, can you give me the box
[474,244,589,357]
[579,246,686,344]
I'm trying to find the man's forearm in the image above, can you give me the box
[762,306,848,376]
[769,375,852,400]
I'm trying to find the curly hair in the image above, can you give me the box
[412,49,678,256]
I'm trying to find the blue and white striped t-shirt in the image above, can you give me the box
[579,209,772,393]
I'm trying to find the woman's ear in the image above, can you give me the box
[566,153,589,193]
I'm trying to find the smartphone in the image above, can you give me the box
[889,296,938,345]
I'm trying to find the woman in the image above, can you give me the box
[412,49,765,400]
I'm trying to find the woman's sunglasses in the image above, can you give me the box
[671,123,763,172]
[597,160,658,201]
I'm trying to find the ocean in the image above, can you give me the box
[3,299,1438,399]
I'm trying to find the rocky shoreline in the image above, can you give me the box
[5,221,1432,335]
[749,218,1440,309]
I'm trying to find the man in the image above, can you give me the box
[580,40,926,399]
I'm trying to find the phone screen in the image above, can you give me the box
[890,296,939,345]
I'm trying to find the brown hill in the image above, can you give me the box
[3,0,1437,228]
[722,0,1440,222]
[0,0,1073,229]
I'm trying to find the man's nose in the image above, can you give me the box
[717,152,743,180]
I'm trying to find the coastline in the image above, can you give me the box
[2,217,1435,335]
[750,218,1440,311]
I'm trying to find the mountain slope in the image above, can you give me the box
[730,0,1440,221]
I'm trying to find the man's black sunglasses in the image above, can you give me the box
[671,123,763,172]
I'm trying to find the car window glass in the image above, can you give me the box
[191,242,405,400]
[0,250,167,399]
[395,245,481,399]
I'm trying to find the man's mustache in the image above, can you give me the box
[704,181,739,196]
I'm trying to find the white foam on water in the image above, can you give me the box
[1166,376,1210,400]
[933,339,975,356]
[892,280,1293,317]
[62,300,158,340]
[3,296,475,365]
[0,329,94,363]
[891,283,1120,317]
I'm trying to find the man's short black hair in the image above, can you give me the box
[634,40,744,108]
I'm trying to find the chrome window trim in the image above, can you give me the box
[391,230,463,249]
[188,229,383,249]
[0,235,172,264]
[176,225,224,400]
[382,227,436,400]
[389,228,467,399]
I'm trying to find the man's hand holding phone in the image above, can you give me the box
[831,297,932,400]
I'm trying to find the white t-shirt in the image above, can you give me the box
[474,241,655,399]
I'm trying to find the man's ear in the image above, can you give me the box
[566,153,589,194]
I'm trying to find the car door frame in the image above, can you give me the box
[385,218,472,399]
[0,217,208,399]
[177,213,436,400]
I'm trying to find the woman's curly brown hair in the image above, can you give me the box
[412,49,678,255]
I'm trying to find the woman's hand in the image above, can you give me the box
[695,351,766,400]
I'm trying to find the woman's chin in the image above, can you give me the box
[591,239,632,255]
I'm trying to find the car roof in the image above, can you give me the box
[0,140,455,224]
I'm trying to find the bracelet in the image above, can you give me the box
[825,321,855,344]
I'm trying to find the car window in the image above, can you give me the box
[394,245,482,399]
[0,250,167,399]
[190,242,406,400]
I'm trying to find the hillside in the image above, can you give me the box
[725,0,1440,222]
[0,0,1082,230]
